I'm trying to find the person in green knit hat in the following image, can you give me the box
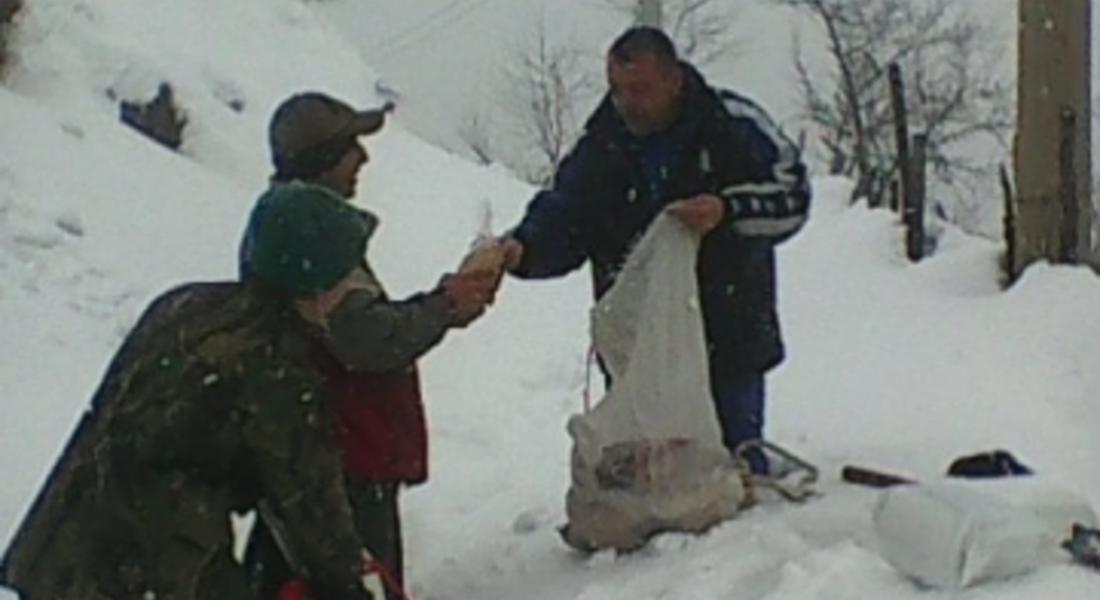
[0,183,400,600]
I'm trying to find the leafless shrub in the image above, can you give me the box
[778,0,1012,231]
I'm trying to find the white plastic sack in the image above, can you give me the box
[873,478,1097,589]
[562,214,746,552]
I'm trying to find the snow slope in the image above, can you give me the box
[3,1,1100,599]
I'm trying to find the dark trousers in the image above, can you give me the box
[711,373,768,474]
[244,480,403,600]
[597,355,769,473]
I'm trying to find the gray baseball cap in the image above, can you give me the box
[269,92,393,169]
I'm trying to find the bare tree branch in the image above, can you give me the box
[457,110,494,166]
[500,18,593,184]
[776,0,1013,231]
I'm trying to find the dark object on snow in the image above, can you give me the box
[0,0,21,75]
[119,82,187,150]
[1063,523,1100,569]
[946,450,1033,479]
[841,465,915,488]
[843,450,1033,490]
[0,0,18,22]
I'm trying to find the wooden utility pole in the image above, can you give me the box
[1014,0,1092,275]
[637,0,663,28]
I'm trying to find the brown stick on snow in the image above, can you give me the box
[841,465,915,488]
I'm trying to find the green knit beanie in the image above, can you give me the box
[248,182,371,298]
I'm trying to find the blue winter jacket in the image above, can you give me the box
[510,63,811,380]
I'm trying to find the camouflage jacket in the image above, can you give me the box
[1,282,372,600]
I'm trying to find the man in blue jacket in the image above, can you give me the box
[500,27,811,473]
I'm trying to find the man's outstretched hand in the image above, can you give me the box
[667,194,725,234]
[499,237,525,273]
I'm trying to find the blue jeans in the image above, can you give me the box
[712,373,767,474]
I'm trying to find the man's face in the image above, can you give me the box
[607,52,683,136]
[316,139,369,199]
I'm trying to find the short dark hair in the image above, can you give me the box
[608,26,679,68]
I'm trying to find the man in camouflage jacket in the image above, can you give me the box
[0,183,440,599]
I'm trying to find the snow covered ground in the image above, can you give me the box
[2,1,1100,598]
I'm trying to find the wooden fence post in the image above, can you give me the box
[906,133,927,262]
[888,63,910,216]
[1000,163,1016,283]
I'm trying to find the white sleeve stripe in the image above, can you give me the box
[730,214,808,237]
[721,93,801,188]
[722,182,788,196]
